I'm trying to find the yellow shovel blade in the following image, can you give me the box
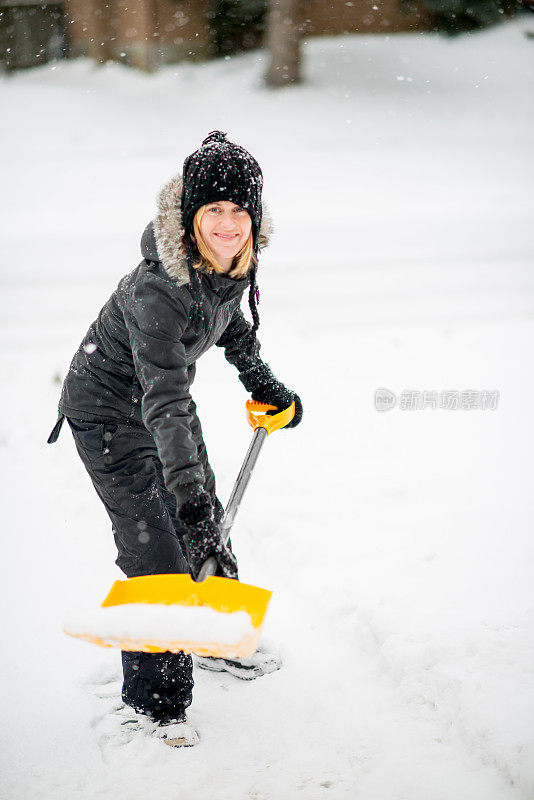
[63,574,272,659]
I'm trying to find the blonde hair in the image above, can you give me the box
[191,205,254,279]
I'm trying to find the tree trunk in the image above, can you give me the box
[84,0,115,64]
[126,0,158,72]
[265,0,302,87]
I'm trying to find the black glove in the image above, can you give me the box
[251,380,302,428]
[176,484,238,581]
[182,518,238,582]
[239,365,301,430]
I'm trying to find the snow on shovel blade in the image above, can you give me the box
[63,574,272,659]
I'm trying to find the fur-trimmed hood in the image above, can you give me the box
[141,173,273,284]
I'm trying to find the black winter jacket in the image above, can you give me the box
[56,174,273,497]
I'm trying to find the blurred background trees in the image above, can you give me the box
[401,0,523,34]
[212,0,266,56]
[0,0,528,74]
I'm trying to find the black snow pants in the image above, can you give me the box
[67,400,217,723]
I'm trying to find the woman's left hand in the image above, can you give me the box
[251,379,303,429]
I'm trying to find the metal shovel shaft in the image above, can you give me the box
[197,426,268,582]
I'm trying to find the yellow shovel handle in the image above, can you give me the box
[246,399,295,435]
[197,399,295,582]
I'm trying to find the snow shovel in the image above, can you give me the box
[63,399,295,659]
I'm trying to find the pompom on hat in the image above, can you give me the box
[181,131,264,254]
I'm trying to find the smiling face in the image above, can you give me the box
[198,201,252,272]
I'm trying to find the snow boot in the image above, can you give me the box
[195,649,281,680]
[154,714,199,747]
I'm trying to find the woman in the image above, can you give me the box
[48,131,302,746]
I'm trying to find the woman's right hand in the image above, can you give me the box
[182,518,238,581]
[176,484,238,580]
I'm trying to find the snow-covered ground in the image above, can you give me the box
[1,18,533,800]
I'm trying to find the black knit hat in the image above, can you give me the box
[181,131,264,347]
[181,131,263,254]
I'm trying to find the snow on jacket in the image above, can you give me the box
[57,173,273,496]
